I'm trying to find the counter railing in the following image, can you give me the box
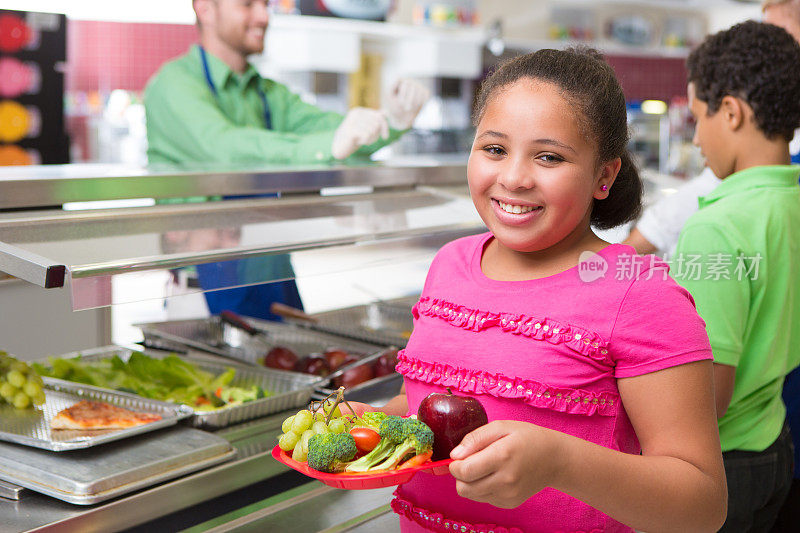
[0,158,485,308]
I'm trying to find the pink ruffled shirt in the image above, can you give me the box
[392,233,712,533]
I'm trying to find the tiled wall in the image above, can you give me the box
[607,55,688,103]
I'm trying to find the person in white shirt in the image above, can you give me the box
[624,167,721,255]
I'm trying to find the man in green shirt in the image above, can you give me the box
[673,21,800,531]
[144,0,429,321]
[145,0,428,165]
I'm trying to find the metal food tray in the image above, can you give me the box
[36,346,323,430]
[136,316,385,367]
[0,425,235,505]
[301,299,417,348]
[0,380,193,451]
[314,372,404,401]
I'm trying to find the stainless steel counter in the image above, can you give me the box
[188,481,398,533]
[0,156,468,210]
[0,412,286,533]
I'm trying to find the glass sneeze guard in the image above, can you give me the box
[0,159,485,310]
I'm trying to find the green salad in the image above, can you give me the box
[33,351,269,411]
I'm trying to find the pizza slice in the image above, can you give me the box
[51,400,162,430]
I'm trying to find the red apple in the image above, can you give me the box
[323,349,351,371]
[341,354,359,367]
[334,363,374,389]
[372,348,399,377]
[263,346,298,371]
[417,388,488,461]
[295,355,331,377]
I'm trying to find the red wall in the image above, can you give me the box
[65,20,197,93]
[607,54,688,103]
[64,19,689,101]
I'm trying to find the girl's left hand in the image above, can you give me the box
[448,420,563,509]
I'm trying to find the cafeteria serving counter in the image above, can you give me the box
[0,158,472,532]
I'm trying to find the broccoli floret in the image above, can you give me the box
[373,418,434,471]
[378,415,408,441]
[360,411,388,430]
[307,433,358,473]
[345,416,407,472]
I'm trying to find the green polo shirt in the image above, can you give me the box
[674,165,800,452]
[144,45,403,166]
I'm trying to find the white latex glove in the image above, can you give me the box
[384,78,431,130]
[331,107,390,160]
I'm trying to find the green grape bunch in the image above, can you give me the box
[0,351,46,409]
[277,387,358,461]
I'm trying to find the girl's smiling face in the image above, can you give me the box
[468,79,615,257]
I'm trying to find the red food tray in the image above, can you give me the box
[271,445,453,489]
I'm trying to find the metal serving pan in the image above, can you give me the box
[296,300,416,348]
[0,425,235,505]
[136,316,385,367]
[0,380,193,452]
[36,346,323,430]
[315,372,404,402]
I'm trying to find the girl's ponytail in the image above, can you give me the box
[591,150,643,230]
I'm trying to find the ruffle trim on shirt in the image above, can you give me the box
[396,351,620,417]
[414,297,612,366]
[391,493,605,533]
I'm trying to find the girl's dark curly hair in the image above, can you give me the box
[687,20,800,142]
[472,47,642,230]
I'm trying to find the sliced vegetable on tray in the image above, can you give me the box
[33,351,270,410]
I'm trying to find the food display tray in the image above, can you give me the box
[0,426,235,505]
[0,379,193,451]
[314,372,403,400]
[136,316,384,367]
[298,299,416,348]
[271,445,452,490]
[36,346,324,430]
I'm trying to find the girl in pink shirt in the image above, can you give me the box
[348,48,727,532]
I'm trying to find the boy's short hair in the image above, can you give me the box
[687,20,800,142]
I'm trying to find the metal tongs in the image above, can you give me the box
[325,349,390,383]
[220,310,271,346]
[269,302,317,323]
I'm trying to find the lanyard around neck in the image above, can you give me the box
[199,46,273,130]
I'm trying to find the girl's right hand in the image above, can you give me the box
[448,420,565,509]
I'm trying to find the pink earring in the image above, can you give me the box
[601,185,608,191]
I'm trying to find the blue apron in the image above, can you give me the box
[195,47,303,321]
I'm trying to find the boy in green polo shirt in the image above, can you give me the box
[673,20,800,532]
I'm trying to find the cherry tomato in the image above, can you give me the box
[349,426,380,453]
